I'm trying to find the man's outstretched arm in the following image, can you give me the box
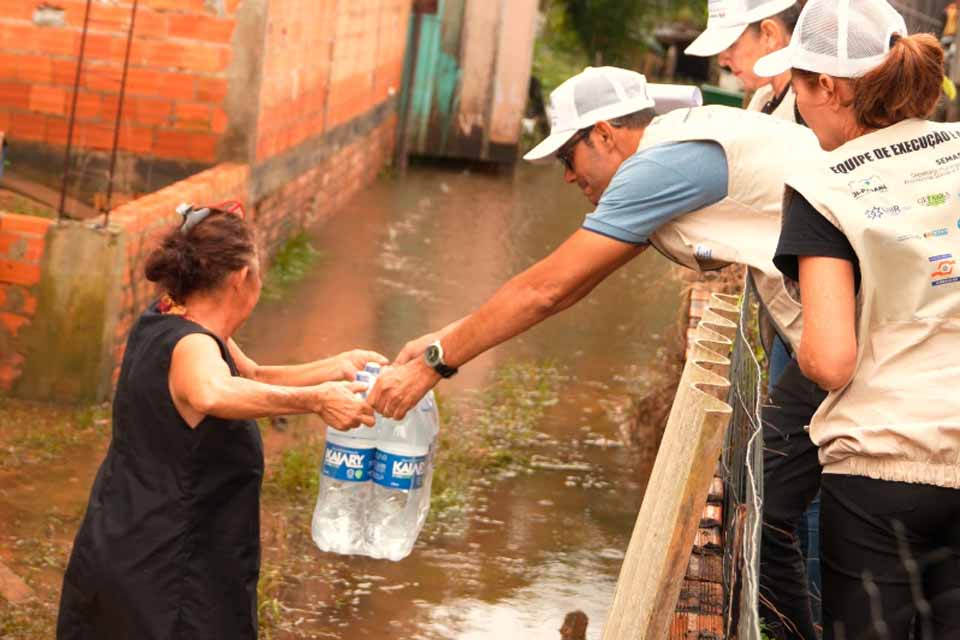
[368,229,646,417]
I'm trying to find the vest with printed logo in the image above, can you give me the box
[786,118,960,488]
[639,105,823,349]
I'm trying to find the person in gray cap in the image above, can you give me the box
[369,67,823,638]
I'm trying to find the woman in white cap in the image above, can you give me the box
[687,0,802,121]
[756,0,960,636]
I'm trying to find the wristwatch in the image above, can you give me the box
[424,341,458,379]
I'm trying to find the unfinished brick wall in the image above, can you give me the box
[1,0,409,168]
[0,0,241,164]
[255,0,410,161]
[251,0,408,253]
[0,213,53,389]
[255,114,396,254]
[0,0,410,398]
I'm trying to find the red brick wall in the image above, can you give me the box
[256,0,410,162]
[0,213,53,389]
[0,0,240,163]
[108,162,249,380]
[0,110,397,393]
[255,114,396,254]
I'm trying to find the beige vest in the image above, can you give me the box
[747,83,798,122]
[787,118,960,488]
[638,105,822,349]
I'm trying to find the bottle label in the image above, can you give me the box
[372,450,427,490]
[322,441,373,482]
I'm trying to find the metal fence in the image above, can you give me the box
[719,279,765,640]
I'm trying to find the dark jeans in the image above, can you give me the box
[821,475,960,640]
[759,357,826,640]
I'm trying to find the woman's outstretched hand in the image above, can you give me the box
[334,349,389,381]
[315,381,376,430]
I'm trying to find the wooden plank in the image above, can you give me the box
[0,559,33,605]
[601,293,740,640]
[488,0,538,146]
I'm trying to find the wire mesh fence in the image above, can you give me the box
[720,277,765,640]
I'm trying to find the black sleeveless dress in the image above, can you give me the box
[57,303,264,640]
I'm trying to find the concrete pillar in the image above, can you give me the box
[14,221,126,404]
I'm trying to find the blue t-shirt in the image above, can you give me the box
[582,141,729,244]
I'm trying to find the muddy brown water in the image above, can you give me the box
[0,163,683,638]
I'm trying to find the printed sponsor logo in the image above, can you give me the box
[917,192,950,207]
[695,244,713,260]
[848,175,888,199]
[864,205,907,220]
[930,253,959,287]
[901,227,952,241]
[896,233,921,241]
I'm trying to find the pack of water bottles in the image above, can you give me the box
[311,363,440,561]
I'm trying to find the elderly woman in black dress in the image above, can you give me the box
[57,203,384,639]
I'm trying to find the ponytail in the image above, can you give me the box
[852,33,944,129]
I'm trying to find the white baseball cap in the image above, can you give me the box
[753,0,908,78]
[524,67,702,163]
[685,0,798,57]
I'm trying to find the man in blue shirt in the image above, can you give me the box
[370,67,822,639]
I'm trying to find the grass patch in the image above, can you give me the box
[429,361,560,518]
[265,436,322,499]
[0,400,110,470]
[0,601,57,639]
[257,564,284,640]
[260,233,323,303]
[0,190,57,219]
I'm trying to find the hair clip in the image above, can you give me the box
[176,203,212,234]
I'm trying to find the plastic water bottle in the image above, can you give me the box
[311,369,378,555]
[367,390,439,561]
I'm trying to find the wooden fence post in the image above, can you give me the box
[602,294,740,639]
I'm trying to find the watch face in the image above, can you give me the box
[424,344,441,367]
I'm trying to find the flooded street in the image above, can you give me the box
[0,162,684,638]
[239,162,684,639]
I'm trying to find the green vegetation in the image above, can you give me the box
[264,428,322,499]
[260,233,323,303]
[429,361,560,517]
[0,399,110,470]
[0,601,57,639]
[534,0,708,95]
[256,565,284,640]
[0,190,57,219]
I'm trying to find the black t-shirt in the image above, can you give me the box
[774,191,862,292]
